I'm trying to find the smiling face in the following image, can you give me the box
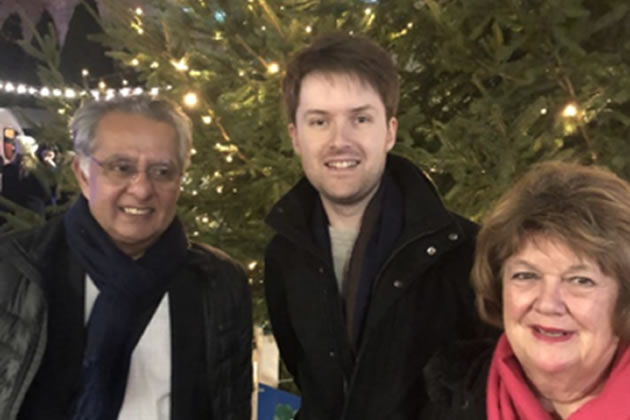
[289,72,397,214]
[502,234,620,401]
[73,111,181,258]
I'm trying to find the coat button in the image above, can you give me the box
[426,246,437,256]
[393,280,404,288]
[329,351,335,357]
[318,267,324,274]
[448,232,459,241]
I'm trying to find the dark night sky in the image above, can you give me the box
[0,0,115,86]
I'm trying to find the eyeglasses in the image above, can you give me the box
[90,156,181,185]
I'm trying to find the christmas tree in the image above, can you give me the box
[14,0,630,322]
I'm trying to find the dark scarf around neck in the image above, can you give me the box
[313,171,404,350]
[63,195,188,420]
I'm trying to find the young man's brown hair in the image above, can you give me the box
[282,32,400,123]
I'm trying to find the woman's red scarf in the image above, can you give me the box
[487,334,630,420]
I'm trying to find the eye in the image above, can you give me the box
[108,161,136,175]
[308,118,328,128]
[511,271,538,281]
[568,276,595,287]
[355,115,372,124]
[149,165,177,182]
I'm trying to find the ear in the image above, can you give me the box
[385,117,398,152]
[288,123,301,155]
[72,156,90,199]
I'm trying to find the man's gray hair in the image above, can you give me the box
[70,95,193,172]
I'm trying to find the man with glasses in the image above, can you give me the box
[0,95,252,420]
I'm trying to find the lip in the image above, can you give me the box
[530,325,575,343]
[324,158,361,170]
[120,206,153,216]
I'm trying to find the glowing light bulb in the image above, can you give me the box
[562,103,578,118]
[267,62,280,74]
[183,92,199,108]
[171,58,189,72]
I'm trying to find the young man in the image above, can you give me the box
[0,96,252,420]
[264,33,487,420]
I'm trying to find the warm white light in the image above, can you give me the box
[52,88,62,97]
[135,7,143,15]
[5,83,15,92]
[540,108,548,115]
[248,261,258,270]
[172,58,189,72]
[183,92,199,108]
[122,79,129,86]
[133,87,143,95]
[562,103,578,118]
[57,108,66,115]
[150,61,159,69]
[267,62,280,74]
[98,81,107,89]
[150,87,160,96]
[130,58,140,66]
[82,68,89,76]
[64,88,76,98]
[137,27,144,35]
[305,25,312,33]
[364,8,372,15]
[216,185,224,194]
[202,115,212,124]
[407,22,413,29]
[17,85,26,94]
[226,155,233,163]
[120,88,131,97]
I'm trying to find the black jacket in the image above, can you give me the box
[264,154,489,420]
[420,339,495,420]
[0,216,252,420]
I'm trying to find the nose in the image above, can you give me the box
[125,170,154,200]
[329,119,352,149]
[533,279,566,315]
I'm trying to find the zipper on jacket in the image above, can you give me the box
[339,225,459,420]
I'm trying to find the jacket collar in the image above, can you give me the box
[265,154,465,252]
